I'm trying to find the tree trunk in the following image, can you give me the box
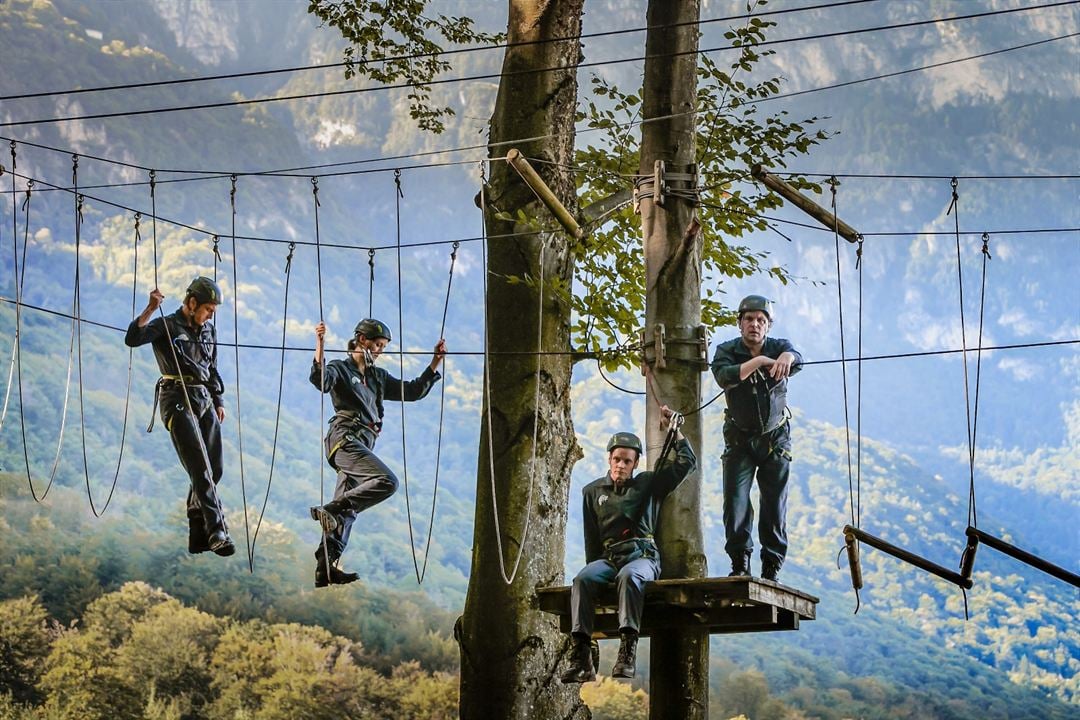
[458,2,586,719]
[639,1,709,718]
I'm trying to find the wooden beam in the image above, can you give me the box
[845,525,972,589]
[751,164,860,243]
[505,148,584,239]
[966,527,1079,588]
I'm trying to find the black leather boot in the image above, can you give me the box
[560,634,596,684]
[762,558,782,582]
[611,630,638,678]
[729,550,752,577]
[315,561,360,588]
[187,511,209,554]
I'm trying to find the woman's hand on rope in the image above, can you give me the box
[430,339,447,372]
[216,406,226,423]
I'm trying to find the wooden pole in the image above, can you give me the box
[506,149,584,239]
[751,164,860,243]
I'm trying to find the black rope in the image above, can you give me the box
[368,248,376,317]
[227,175,255,570]
[831,177,857,528]
[416,240,460,583]
[948,178,978,531]
[0,143,24,433]
[312,176,332,583]
[855,235,864,527]
[248,241,296,567]
[967,233,992,529]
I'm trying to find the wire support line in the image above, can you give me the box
[3,2,1073,130]
[0,295,1076,363]
[0,0,886,106]
[3,26,1075,182]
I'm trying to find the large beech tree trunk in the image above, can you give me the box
[458,2,587,719]
[639,1,709,718]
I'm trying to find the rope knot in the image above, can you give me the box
[285,242,295,273]
[148,170,157,197]
[981,232,991,259]
[76,194,85,223]
[211,235,222,262]
[855,235,864,269]
[21,180,33,211]
[71,154,79,184]
[230,174,238,205]
[310,176,320,206]
[394,168,404,198]
[7,140,15,171]
[947,176,959,216]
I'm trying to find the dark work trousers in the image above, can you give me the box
[570,556,660,637]
[160,386,226,538]
[722,420,792,567]
[316,424,399,563]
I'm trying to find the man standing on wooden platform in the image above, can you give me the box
[711,294,802,582]
[560,406,696,683]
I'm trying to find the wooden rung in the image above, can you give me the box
[966,527,1079,588]
[843,525,972,589]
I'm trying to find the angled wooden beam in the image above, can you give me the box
[965,526,1079,588]
[751,164,860,243]
[844,525,972,589]
[505,148,584,239]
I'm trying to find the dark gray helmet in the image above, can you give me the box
[185,276,223,305]
[606,432,643,455]
[354,318,392,342]
[737,294,773,321]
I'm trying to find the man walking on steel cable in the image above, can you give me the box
[125,277,235,557]
[711,294,802,582]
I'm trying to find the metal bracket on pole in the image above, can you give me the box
[505,148,584,239]
[640,324,708,374]
[633,161,699,213]
[751,164,860,243]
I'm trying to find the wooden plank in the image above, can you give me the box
[538,577,817,636]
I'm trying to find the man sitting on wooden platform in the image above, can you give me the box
[560,406,696,683]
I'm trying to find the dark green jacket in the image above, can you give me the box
[711,336,802,435]
[582,438,697,563]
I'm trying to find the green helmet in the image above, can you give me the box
[185,276,223,305]
[738,294,773,321]
[354,318,392,342]
[606,432,643,455]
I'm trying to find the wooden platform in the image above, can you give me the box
[536,577,819,639]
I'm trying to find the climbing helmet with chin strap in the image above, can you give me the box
[185,276,223,305]
[606,432,643,455]
[353,318,392,342]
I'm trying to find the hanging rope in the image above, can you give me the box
[479,159,542,585]
[81,207,141,517]
[0,142,27,433]
[247,241,296,568]
[855,235,864,529]
[412,240,459,582]
[211,235,221,282]
[947,177,977,530]
[830,177,858,529]
[967,233,991,528]
[312,176,333,583]
[226,175,254,568]
[368,248,376,317]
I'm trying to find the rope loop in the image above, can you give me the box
[947,176,959,215]
[148,169,156,199]
[855,235,864,270]
[285,241,296,273]
[980,232,992,259]
[230,174,238,206]
[310,176,320,206]
[71,154,79,183]
[21,180,33,211]
[394,168,404,198]
[76,194,84,224]
[212,235,222,262]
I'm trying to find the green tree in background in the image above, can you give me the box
[0,596,50,705]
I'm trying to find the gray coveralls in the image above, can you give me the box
[711,336,802,569]
[570,439,697,637]
[309,357,440,565]
[125,308,227,543]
